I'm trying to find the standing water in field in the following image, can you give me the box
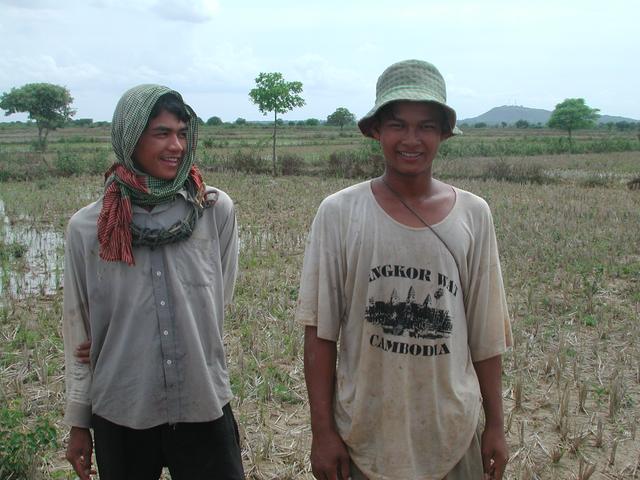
[0,199,65,300]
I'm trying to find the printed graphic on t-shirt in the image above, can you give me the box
[365,264,459,357]
[365,286,452,338]
[365,286,452,339]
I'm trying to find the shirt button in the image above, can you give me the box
[156,271,162,277]
[160,300,166,306]
[166,359,172,365]
[163,330,169,336]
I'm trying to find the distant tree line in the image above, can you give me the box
[461,119,638,132]
[2,80,637,159]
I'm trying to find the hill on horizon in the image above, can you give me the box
[459,105,639,126]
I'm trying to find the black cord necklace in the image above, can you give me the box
[378,176,463,297]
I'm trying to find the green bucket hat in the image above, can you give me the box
[358,59,461,138]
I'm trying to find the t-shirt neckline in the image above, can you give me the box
[366,179,458,231]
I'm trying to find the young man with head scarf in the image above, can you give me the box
[62,85,244,479]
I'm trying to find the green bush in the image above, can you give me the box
[279,154,305,176]
[481,159,513,182]
[55,152,83,176]
[85,149,111,175]
[481,159,554,184]
[223,150,269,174]
[326,150,383,179]
[0,407,58,479]
[324,140,384,179]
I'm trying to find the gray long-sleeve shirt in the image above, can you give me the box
[62,187,238,429]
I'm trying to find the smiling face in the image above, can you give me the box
[132,109,188,180]
[372,101,446,178]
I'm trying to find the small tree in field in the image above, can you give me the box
[0,83,75,151]
[327,107,356,131]
[548,98,599,140]
[249,72,305,175]
[206,116,223,126]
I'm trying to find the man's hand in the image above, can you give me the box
[480,423,508,480]
[66,426,96,480]
[310,427,351,480]
[75,340,91,364]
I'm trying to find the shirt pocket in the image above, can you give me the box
[175,236,220,287]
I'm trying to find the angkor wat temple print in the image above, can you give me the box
[365,286,452,339]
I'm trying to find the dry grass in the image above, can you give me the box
[1,152,639,478]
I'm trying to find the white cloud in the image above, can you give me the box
[291,54,365,93]
[152,0,220,23]
[0,0,55,8]
[0,55,102,86]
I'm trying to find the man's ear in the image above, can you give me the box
[371,123,381,140]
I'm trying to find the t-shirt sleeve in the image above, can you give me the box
[465,206,513,362]
[295,199,345,341]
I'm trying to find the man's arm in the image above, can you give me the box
[215,192,239,307]
[62,221,94,478]
[473,354,508,480]
[304,326,350,480]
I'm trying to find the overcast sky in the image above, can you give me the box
[1,0,638,123]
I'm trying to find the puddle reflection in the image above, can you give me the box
[0,199,65,299]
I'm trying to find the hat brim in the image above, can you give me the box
[358,98,460,139]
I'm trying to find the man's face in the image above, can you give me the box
[132,110,188,180]
[372,101,445,178]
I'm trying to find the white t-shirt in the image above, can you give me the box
[296,180,512,480]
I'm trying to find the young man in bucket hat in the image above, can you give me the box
[62,85,244,479]
[296,60,512,479]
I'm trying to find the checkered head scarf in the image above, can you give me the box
[97,84,205,265]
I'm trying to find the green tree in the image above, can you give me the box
[234,117,247,125]
[72,118,94,127]
[326,107,356,131]
[206,116,223,126]
[547,98,599,140]
[515,119,529,129]
[0,83,75,151]
[249,72,305,175]
[305,118,320,126]
[615,120,636,132]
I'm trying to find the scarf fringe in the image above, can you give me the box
[190,165,205,206]
[98,182,135,265]
[97,164,148,265]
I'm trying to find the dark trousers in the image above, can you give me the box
[92,403,244,480]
